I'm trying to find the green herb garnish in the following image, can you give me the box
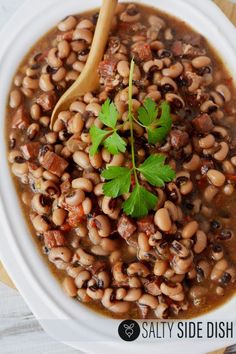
[137,98,172,144]
[89,99,126,156]
[90,58,176,218]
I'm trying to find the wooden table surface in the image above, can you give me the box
[0,0,236,353]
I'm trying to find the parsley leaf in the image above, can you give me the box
[89,125,110,156]
[123,185,158,218]
[138,98,158,126]
[99,99,119,128]
[102,166,131,198]
[104,132,127,155]
[138,99,172,145]
[138,154,176,187]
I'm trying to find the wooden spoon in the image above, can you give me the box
[50,0,118,129]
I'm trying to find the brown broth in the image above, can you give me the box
[5,3,236,319]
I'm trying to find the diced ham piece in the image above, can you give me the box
[41,151,68,177]
[44,230,66,248]
[170,129,189,149]
[117,215,137,239]
[20,142,40,160]
[144,278,162,296]
[132,42,152,62]
[137,215,155,236]
[36,91,57,111]
[171,41,206,58]
[192,113,214,134]
[12,105,29,129]
[98,58,118,78]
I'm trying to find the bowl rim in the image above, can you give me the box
[0,0,236,352]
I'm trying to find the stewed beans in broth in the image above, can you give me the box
[6,3,236,319]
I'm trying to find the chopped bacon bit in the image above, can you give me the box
[132,42,152,62]
[67,205,85,228]
[60,223,72,232]
[36,91,57,111]
[137,215,155,236]
[170,130,189,149]
[98,58,118,78]
[44,230,66,248]
[41,151,68,177]
[117,215,137,239]
[12,105,29,129]
[20,142,40,160]
[192,113,214,134]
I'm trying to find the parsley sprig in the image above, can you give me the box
[90,58,176,218]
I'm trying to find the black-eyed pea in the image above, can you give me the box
[183,154,201,171]
[22,76,39,90]
[57,40,70,59]
[138,232,150,252]
[101,238,119,252]
[182,221,198,239]
[117,60,130,78]
[127,262,150,277]
[154,259,168,276]
[124,288,142,301]
[96,271,110,289]
[93,215,111,238]
[9,89,22,108]
[115,288,127,300]
[49,247,72,263]
[199,134,215,149]
[207,169,225,187]
[21,191,32,207]
[66,265,83,278]
[72,177,93,192]
[113,261,128,282]
[193,230,207,254]
[197,260,211,279]
[88,227,102,245]
[52,208,67,226]
[47,48,62,68]
[75,270,91,288]
[160,282,183,297]
[77,289,91,303]
[73,28,93,44]
[154,303,169,319]
[223,183,234,196]
[138,294,158,309]
[11,161,29,177]
[89,152,102,169]
[214,142,229,161]
[129,276,142,288]
[109,250,122,264]
[211,244,224,261]
[31,194,51,215]
[75,223,88,238]
[62,276,77,297]
[65,189,85,207]
[102,288,130,313]
[73,151,92,169]
[204,185,219,202]
[58,16,77,31]
[86,282,104,300]
[192,56,211,69]
[68,113,84,134]
[75,248,95,266]
[39,74,54,92]
[216,84,231,102]
[154,208,172,232]
[210,259,228,281]
[162,62,183,78]
[94,183,104,196]
[231,156,236,167]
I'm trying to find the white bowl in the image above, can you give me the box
[0,0,236,353]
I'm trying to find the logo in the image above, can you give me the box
[118,320,140,341]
